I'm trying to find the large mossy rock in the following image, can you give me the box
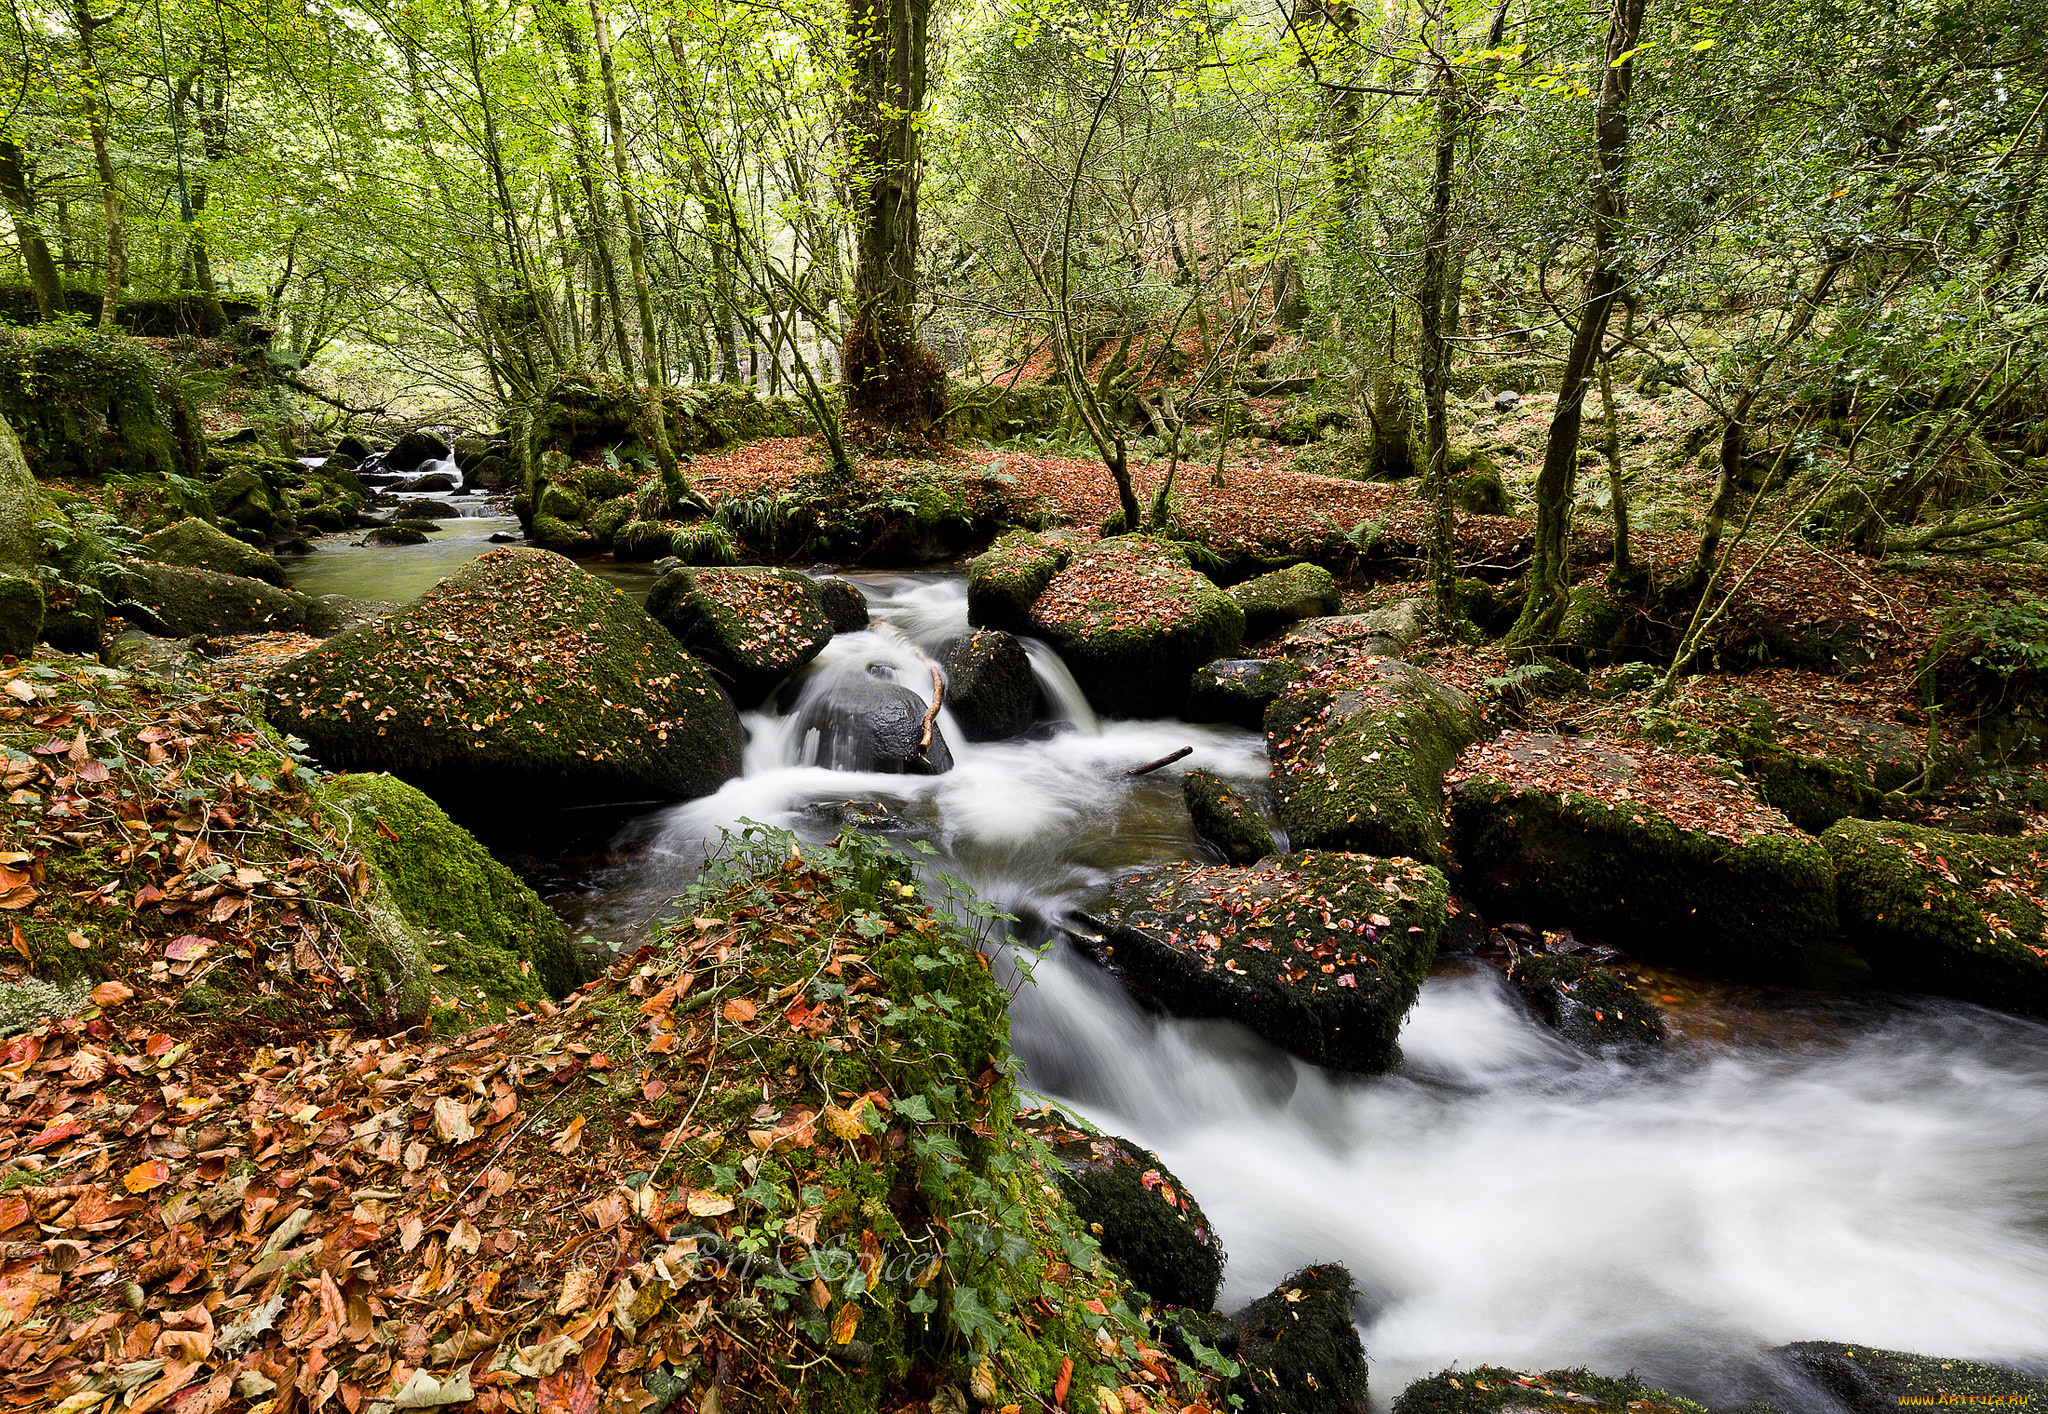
[646,565,835,709]
[1507,953,1666,1047]
[1020,1108,1224,1310]
[105,561,316,637]
[966,529,1073,635]
[1231,562,1341,638]
[1186,659,1302,731]
[1392,1366,1707,1414]
[264,548,742,806]
[0,325,202,483]
[1079,851,1446,1073]
[1229,1264,1370,1414]
[813,575,870,633]
[1773,1342,2048,1414]
[941,629,1040,741]
[527,372,806,461]
[320,772,586,1020]
[1182,769,1274,865]
[1450,732,1845,983]
[138,516,286,585]
[0,415,45,657]
[1267,654,1481,864]
[1823,819,2046,1017]
[1019,538,1245,718]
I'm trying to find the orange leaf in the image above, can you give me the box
[722,998,757,1026]
[90,980,134,1008]
[0,1196,28,1232]
[538,1368,597,1414]
[831,1303,861,1346]
[124,1159,170,1193]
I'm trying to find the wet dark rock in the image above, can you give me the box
[335,433,380,463]
[1772,1343,2048,1414]
[1182,769,1275,865]
[1079,851,1446,1073]
[1018,1107,1224,1310]
[104,561,316,637]
[812,575,871,633]
[1156,1308,1240,1366]
[407,471,459,494]
[365,525,429,546]
[1392,1365,1706,1414]
[1228,1264,1369,1414]
[386,430,451,469]
[1506,953,1665,1047]
[1186,659,1302,731]
[791,675,952,775]
[647,565,835,709]
[487,532,518,544]
[941,630,1040,741]
[1231,562,1341,638]
[400,499,461,520]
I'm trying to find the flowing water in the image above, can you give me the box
[283,551,2048,1409]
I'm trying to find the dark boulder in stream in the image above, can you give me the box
[1391,1366,1707,1414]
[941,629,1039,741]
[104,560,318,637]
[1770,1343,2048,1414]
[1182,768,1275,865]
[648,564,835,709]
[1186,658,1301,730]
[812,575,870,633]
[790,674,952,774]
[1077,851,1446,1073]
[1019,1106,1224,1310]
[264,547,742,807]
[1505,952,1665,1047]
[1228,1263,1370,1414]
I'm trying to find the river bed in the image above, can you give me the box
[284,541,2048,1410]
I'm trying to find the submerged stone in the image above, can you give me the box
[1079,851,1445,1073]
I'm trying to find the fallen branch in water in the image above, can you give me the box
[920,666,945,751]
[1126,746,1191,777]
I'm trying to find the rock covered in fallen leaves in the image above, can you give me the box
[1267,653,1482,864]
[1823,819,2047,1017]
[966,528,1073,634]
[940,629,1040,741]
[1182,768,1275,865]
[137,516,286,586]
[1230,561,1341,638]
[1279,600,1431,659]
[1228,1263,1370,1414]
[1185,658,1302,730]
[1506,952,1665,1047]
[791,674,953,774]
[812,575,871,633]
[264,547,741,806]
[1020,1107,1225,1310]
[105,560,319,638]
[1450,732,1846,984]
[1078,851,1446,1073]
[646,565,835,709]
[1391,1365,1709,1414]
[1021,538,1245,719]
[1771,1342,2048,1414]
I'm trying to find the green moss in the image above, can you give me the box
[671,521,740,566]
[1085,851,1446,1073]
[1392,1366,1708,1414]
[586,496,635,545]
[527,372,807,462]
[1508,954,1665,1046]
[138,517,285,585]
[1182,769,1274,865]
[103,560,314,637]
[0,325,203,484]
[1230,1264,1369,1414]
[1269,656,1481,864]
[1230,562,1341,638]
[320,772,586,1018]
[1780,1342,2048,1414]
[965,530,1073,634]
[1186,658,1302,731]
[613,518,678,560]
[530,512,599,556]
[646,566,834,709]
[263,547,743,807]
[1556,580,1631,662]
[1453,777,1845,983]
[0,573,43,658]
[538,481,589,523]
[1822,820,2047,1017]
[0,413,41,575]
[365,525,429,547]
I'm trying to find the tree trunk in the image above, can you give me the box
[842,0,942,433]
[1503,0,1646,651]
[1418,55,1461,627]
[71,1,127,328]
[1599,355,1631,582]
[0,142,62,318]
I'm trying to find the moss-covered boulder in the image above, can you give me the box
[0,412,41,573]
[647,565,835,709]
[1556,579,1633,662]
[1450,732,1845,983]
[538,480,588,523]
[814,575,871,633]
[942,629,1040,741]
[1186,659,1302,730]
[204,461,286,539]
[1183,769,1274,865]
[1231,562,1341,638]
[104,561,316,637]
[1392,1366,1707,1414]
[1267,653,1481,864]
[966,529,1073,635]
[530,511,599,557]
[1020,1107,1225,1310]
[365,524,430,547]
[0,324,203,483]
[138,516,286,585]
[0,573,44,658]
[1773,1342,2048,1414]
[1822,820,2046,1017]
[320,773,586,1020]
[1021,538,1245,718]
[1507,953,1665,1047]
[1079,852,1446,1073]
[264,548,742,806]
[1229,1264,1369,1414]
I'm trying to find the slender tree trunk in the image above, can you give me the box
[1599,354,1631,582]
[71,1,127,328]
[1504,0,1646,651]
[1418,53,1461,627]
[0,142,62,318]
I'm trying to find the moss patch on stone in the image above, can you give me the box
[647,565,835,709]
[0,325,203,484]
[1186,658,1303,730]
[104,560,316,637]
[1230,562,1341,638]
[1229,1264,1369,1414]
[966,529,1073,635]
[1776,1342,2048,1414]
[264,547,742,807]
[1507,953,1666,1047]
[1392,1366,1708,1414]
[1182,769,1274,865]
[1081,851,1446,1073]
[139,517,286,585]
[1822,819,2047,1017]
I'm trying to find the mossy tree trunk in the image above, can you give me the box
[1417,45,1461,629]
[71,0,128,329]
[0,142,63,320]
[1504,0,1645,652]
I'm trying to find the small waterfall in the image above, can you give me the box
[1021,638,1099,735]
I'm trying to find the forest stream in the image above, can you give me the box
[283,536,2048,1410]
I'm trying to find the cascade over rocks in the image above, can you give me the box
[790,674,953,774]
[1019,1107,1225,1311]
[941,629,1040,741]
[1267,653,1482,864]
[1449,732,1846,983]
[1228,1264,1371,1414]
[647,564,835,709]
[263,547,742,806]
[1823,819,2047,1018]
[1078,851,1446,1073]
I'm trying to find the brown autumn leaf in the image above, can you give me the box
[90,980,134,1008]
[123,1159,170,1194]
[721,998,757,1026]
[430,1096,476,1145]
[684,1190,734,1218]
